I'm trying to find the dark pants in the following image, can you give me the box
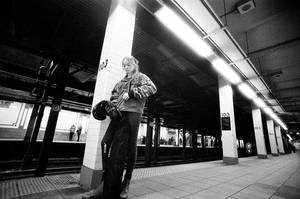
[101,111,142,198]
[77,133,81,142]
[69,132,74,141]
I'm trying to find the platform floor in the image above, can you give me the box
[1,152,300,199]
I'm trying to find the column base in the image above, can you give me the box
[257,154,268,159]
[223,156,238,165]
[272,153,279,156]
[279,152,285,155]
[80,165,103,190]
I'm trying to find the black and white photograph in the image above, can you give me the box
[0,0,299,198]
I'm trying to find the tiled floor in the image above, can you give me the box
[1,152,299,199]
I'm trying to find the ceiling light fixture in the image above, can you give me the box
[155,6,213,58]
[238,82,257,100]
[154,1,287,130]
[211,58,242,84]
[261,107,286,129]
[277,119,287,130]
[169,0,287,130]
[253,98,266,108]
[263,107,274,116]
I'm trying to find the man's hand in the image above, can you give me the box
[122,92,130,101]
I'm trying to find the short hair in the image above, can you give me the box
[122,56,139,72]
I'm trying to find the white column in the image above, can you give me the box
[266,120,279,156]
[251,107,267,158]
[80,0,137,190]
[275,125,285,154]
[218,76,238,164]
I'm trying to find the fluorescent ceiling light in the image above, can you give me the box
[263,107,274,116]
[253,98,266,108]
[275,119,282,126]
[286,134,292,140]
[264,109,287,130]
[283,126,288,130]
[274,117,287,130]
[155,7,213,58]
[272,115,279,121]
[211,58,241,84]
[238,83,257,100]
[269,113,277,120]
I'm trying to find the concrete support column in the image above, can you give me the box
[275,126,285,154]
[218,76,238,164]
[80,0,137,190]
[266,120,279,156]
[251,107,267,159]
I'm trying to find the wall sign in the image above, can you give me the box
[221,112,231,130]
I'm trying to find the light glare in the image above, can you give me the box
[253,98,266,108]
[211,58,241,84]
[263,107,274,115]
[238,83,257,100]
[155,7,213,58]
[275,118,287,130]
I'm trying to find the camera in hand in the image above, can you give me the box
[92,100,122,121]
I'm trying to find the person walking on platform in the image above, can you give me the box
[69,124,76,141]
[83,56,157,199]
[76,125,82,142]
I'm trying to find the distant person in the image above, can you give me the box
[289,140,296,153]
[69,124,76,141]
[76,125,82,142]
[142,136,146,144]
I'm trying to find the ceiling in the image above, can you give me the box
[0,0,299,132]
[207,0,300,131]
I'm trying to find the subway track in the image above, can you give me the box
[0,158,82,181]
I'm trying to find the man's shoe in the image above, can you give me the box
[81,190,98,199]
[120,178,130,199]
[82,182,103,199]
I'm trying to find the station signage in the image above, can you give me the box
[221,112,231,130]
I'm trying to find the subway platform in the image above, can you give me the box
[1,152,299,199]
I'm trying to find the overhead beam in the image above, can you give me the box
[0,70,94,97]
[0,86,37,104]
[247,37,300,56]
[281,112,300,116]
[272,86,300,93]
[0,86,91,113]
